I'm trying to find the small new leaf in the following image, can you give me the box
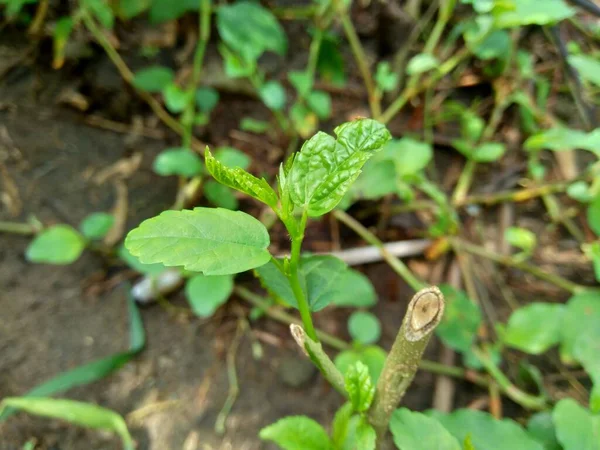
[205,148,278,208]
[344,361,375,412]
[288,119,391,216]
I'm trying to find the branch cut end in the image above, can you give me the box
[405,286,445,342]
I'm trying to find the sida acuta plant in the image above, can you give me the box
[124,118,446,448]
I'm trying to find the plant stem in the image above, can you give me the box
[452,159,477,205]
[471,346,548,410]
[333,210,425,291]
[423,0,455,55]
[333,0,380,119]
[290,324,346,396]
[368,287,446,442]
[458,181,570,207]
[451,238,588,293]
[0,220,39,235]
[182,0,211,149]
[288,211,318,341]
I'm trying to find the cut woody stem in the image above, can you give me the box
[368,286,445,443]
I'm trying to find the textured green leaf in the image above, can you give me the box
[260,81,287,111]
[505,303,564,355]
[0,398,134,450]
[204,180,238,210]
[494,0,575,28]
[344,361,375,412]
[569,55,600,87]
[527,412,561,450]
[205,148,278,208]
[348,311,381,345]
[560,291,600,364]
[80,213,114,240]
[407,53,439,75]
[436,285,482,353]
[429,409,544,450]
[259,416,332,450]
[125,207,271,275]
[26,225,85,265]
[217,1,287,63]
[335,346,386,383]
[153,148,203,177]
[185,274,234,317]
[391,408,461,450]
[288,119,391,216]
[132,66,174,92]
[553,398,600,450]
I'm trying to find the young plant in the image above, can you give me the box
[124,118,447,447]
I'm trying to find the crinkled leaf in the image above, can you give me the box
[205,148,278,208]
[153,148,203,177]
[344,361,375,412]
[391,408,461,450]
[26,225,85,265]
[132,66,174,93]
[259,416,332,450]
[348,311,381,345]
[80,212,115,240]
[436,285,482,353]
[553,398,600,450]
[505,303,564,355]
[217,1,287,63]
[125,207,271,275]
[494,0,575,28]
[185,274,234,317]
[0,398,133,450]
[429,409,544,450]
[288,119,391,216]
[204,180,239,210]
[560,291,600,364]
[527,412,561,450]
[335,345,386,383]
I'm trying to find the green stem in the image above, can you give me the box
[333,210,425,291]
[289,211,318,342]
[423,0,455,55]
[0,220,39,235]
[452,159,477,205]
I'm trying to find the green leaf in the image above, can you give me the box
[118,244,166,275]
[567,181,592,203]
[83,0,114,29]
[212,147,251,170]
[0,292,144,422]
[205,148,278,208]
[125,207,271,275]
[219,43,255,78]
[342,160,397,205]
[493,0,575,28]
[289,70,313,97]
[52,17,74,69]
[260,81,287,111]
[591,385,600,414]
[335,345,387,383]
[153,148,203,177]
[149,0,197,22]
[240,117,270,134]
[256,255,374,312]
[379,137,433,177]
[470,29,511,60]
[259,416,332,450]
[332,403,354,448]
[582,241,600,282]
[117,0,150,19]
[204,180,239,210]
[344,361,375,412]
[406,53,439,75]
[353,418,377,450]
[288,119,391,216]
[195,87,219,113]
[348,311,381,345]
[429,409,544,450]
[79,212,115,240]
[568,55,600,87]
[587,196,600,236]
[217,1,287,63]
[472,142,506,162]
[163,83,191,114]
[527,412,561,450]
[574,325,600,385]
[185,274,234,317]
[26,225,85,265]
[525,127,600,155]
[0,397,133,449]
[436,285,482,353]
[307,90,332,120]
[504,303,564,355]
[375,61,399,92]
[560,291,600,364]
[390,408,461,450]
[553,398,600,450]
[504,226,536,253]
[317,35,346,87]
[290,102,318,138]
[132,66,174,93]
